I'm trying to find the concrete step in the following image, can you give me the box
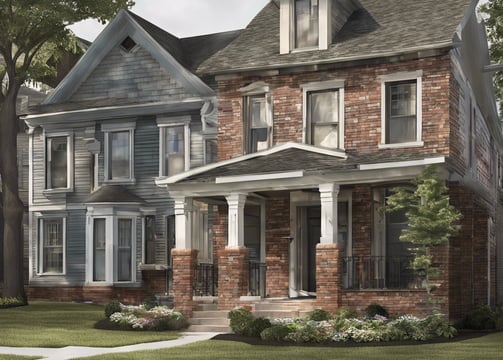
[195,303,218,311]
[192,310,228,318]
[186,324,231,333]
[189,317,229,325]
[252,310,302,318]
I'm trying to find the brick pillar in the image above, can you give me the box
[217,247,249,310]
[172,248,198,316]
[316,243,343,313]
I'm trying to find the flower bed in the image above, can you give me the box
[228,307,457,344]
[103,302,188,331]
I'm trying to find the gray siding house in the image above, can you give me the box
[23,10,239,302]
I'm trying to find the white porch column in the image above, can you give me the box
[173,196,193,249]
[226,193,248,248]
[319,183,340,245]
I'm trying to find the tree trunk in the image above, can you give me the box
[0,89,26,301]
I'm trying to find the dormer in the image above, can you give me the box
[280,0,360,54]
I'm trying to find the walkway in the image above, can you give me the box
[0,332,219,360]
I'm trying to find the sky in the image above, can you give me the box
[69,0,271,42]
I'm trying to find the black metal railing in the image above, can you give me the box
[193,263,217,296]
[249,261,267,297]
[342,256,419,290]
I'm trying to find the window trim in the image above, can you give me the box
[102,122,136,184]
[379,71,423,149]
[142,215,156,265]
[86,207,138,284]
[44,132,74,193]
[37,216,66,276]
[301,79,345,150]
[158,118,191,177]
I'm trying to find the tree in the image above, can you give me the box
[0,0,134,301]
[386,166,462,297]
[481,0,503,114]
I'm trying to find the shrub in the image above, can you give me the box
[104,300,122,319]
[307,309,331,321]
[108,305,188,331]
[260,325,293,342]
[247,317,272,337]
[337,307,358,319]
[0,297,26,308]
[365,304,389,318]
[423,312,457,338]
[142,295,159,310]
[228,307,254,335]
[286,320,330,343]
[462,305,496,330]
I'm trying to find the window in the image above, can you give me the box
[120,36,137,52]
[46,134,73,190]
[380,71,423,148]
[243,95,272,153]
[39,218,65,274]
[204,138,218,165]
[295,0,319,48]
[143,215,156,265]
[103,122,135,183]
[157,116,190,177]
[87,210,137,284]
[302,80,344,149]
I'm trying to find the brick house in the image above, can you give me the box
[155,0,502,321]
[22,0,501,322]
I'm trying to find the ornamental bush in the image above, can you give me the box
[0,296,26,309]
[104,300,122,319]
[247,317,272,337]
[260,325,293,342]
[307,308,331,321]
[365,304,389,318]
[107,303,187,331]
[462,305,496,330]
[228,307,254,336]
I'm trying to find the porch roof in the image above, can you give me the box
[156,143,446,194]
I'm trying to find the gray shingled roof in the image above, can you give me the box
[178,147,439,184]
[197,0,472,75]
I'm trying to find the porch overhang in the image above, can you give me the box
[155,142,446,197]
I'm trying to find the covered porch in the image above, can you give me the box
[156,143,445,314]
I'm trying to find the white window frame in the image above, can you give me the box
[44,132,74,193]
[157,116,191,177]
[301,79,345,150]
[203,136,218,165]
[37,216,66,276]
[280,0,330,54]
[86,207,138,284]
[102,122,136,184]
[142,214,157,265]
[379,71,423,149]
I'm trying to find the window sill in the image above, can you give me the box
[378,141,424,149]
[43,188,73,196]
[103,178,136,186]
[140,264,169,271]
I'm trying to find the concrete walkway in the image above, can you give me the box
[0,332,220,360]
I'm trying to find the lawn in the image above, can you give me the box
[78,332,503,360]
[0,302,179,347]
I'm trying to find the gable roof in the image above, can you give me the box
[44,10,241,104]
[197,0,474,75]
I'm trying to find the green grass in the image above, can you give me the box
[79,332,503,360]
[0,302,179,347]
[0,356,39,360]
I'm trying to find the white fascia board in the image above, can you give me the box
[358,156,445,171]
[216,171,304,184]
[156,142,347,186]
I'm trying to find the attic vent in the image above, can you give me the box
[120,36,137,52]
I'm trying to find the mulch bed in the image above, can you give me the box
[211,330,491,347]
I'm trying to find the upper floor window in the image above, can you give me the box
[295,0,319,48]
[158,117,190,177]
[38,217,66,275]
[302,79,345,150]
[204,138,218,165]
[102,122,135,183]
[240,82,273,155]
[379,71,423,148]
[45,133,73,191]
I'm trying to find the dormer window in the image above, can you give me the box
[295,0,319,48]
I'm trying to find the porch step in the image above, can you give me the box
[252,299,318,318]
[187,308,231,333]
[253,309,303,318]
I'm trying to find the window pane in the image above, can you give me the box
[118,219,132,281]
[93,218,106,281]
[42,219,63,273]
[164,126,185,176]
[205,139,218,164]
[312,124,339,148]
[144,216,156,264]
[386,81,417,143]
[109,131,130,179]
[295,0,319,48]
[246,96,270,153]
[47,137,67,189]
[309,90,339,148]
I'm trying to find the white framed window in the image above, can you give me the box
[38,217,66,275]
[294,0,319,49]
[379,71,423,148]
[45,133,73,191]
[86,208,138,284]
[302,79,345,150]
[157,116,191,177]
[143,215,156,265]
[102,122,135,184]
[240,82,273,154]
[204,137,218,165]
